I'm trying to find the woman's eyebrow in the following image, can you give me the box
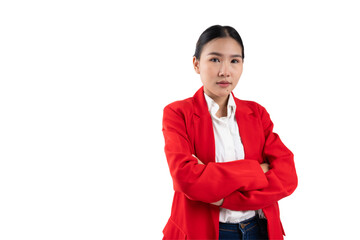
[207,52,242,58]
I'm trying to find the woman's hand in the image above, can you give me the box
[192,154,224,206]
[211,198,224,206]
[260,163,270,173]
[192,154,204,165]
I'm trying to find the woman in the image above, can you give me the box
[162,25,297,240]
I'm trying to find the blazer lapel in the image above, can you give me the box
[192,87,216,164]
[233,93,263,162]
[191,88,262,164]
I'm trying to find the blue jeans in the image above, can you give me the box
[219,215,269,240]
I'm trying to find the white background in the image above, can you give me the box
[1,0,359,239]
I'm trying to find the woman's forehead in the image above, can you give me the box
[201,37,243,56]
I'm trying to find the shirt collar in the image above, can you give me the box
[204,92,236,119]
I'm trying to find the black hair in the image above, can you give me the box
[193,25,244,60]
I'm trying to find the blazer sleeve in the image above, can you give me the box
[163,104,269,203]
[221,104,298,211]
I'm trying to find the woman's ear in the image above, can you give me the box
[193,56,200,74]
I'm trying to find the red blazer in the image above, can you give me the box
[162,87,297,240]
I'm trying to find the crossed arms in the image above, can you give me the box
[162,104,298,211]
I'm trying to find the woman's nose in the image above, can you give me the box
[219,62,230,77]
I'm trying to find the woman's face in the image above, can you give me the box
[193,37,243,101]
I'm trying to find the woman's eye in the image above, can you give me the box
[231,59,240,63]
[210,58,220,62]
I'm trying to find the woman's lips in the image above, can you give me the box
[216,81,231,87]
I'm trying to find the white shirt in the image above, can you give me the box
[204,92,264,223]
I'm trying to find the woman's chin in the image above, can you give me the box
[204,86,234,100]
[215,88,233,96]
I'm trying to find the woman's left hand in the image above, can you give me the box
[192,154,204,165]
[192,154,224,206]
[260,163,270,173]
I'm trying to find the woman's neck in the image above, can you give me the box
[211,95,229,118]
